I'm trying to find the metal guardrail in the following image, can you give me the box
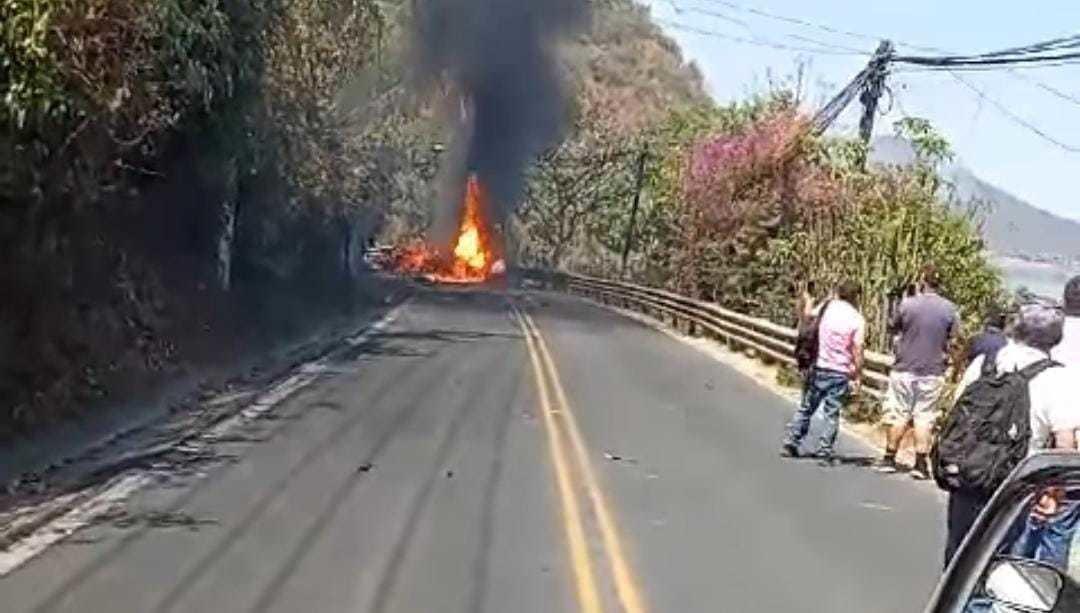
[527,270,893,399]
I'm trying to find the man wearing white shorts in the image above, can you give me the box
[883,371,945,433]
[876,266,958,479]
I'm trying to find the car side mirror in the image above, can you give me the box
[985,557,1064,612]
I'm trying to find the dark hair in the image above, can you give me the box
[1065,275,1080,317]
[1014,305,1065,351]
[837,280,861,305]
[985,305,1006,329]
[921,264,941,290]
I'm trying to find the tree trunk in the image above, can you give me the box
[216,159,239,292]
[341,217,354,278]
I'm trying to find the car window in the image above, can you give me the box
[963,485,1080,613]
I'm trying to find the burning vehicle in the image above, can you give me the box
[389,174,505,284]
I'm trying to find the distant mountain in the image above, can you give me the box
[947,167,1080,259]
[870,136,1080,258]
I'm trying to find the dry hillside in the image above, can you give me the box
[570,0,711,132]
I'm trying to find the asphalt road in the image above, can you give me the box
[0,287,946,613]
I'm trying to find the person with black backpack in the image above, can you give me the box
[782,281,865,466]
[934,304,1078,567]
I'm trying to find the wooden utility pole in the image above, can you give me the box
[859,40,896,144]
[620,147,648,278]
[810,40,895,140]
[374,9,384,90]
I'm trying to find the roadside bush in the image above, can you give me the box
[531,92,1006,354]
[622,98,1003,352]
[0,0,391,432]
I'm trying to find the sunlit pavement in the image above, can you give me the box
[0,287,944,613]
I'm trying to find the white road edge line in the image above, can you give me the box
[0,300,409,578]
[0,472,151,576]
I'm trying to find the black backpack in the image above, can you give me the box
[794,300,830,372]
[931,356,1060,495]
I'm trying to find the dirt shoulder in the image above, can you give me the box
[1,273,408,491]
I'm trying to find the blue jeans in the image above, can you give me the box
[960,500,1080,613]
[784,367,850,456]
[1011,499,1080,571]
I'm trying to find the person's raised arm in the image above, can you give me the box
[851,320,865,396]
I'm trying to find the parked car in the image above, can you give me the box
[926,453,1080,612]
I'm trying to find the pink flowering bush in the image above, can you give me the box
[682,110,838,237]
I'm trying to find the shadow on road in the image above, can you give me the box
[787,454,877,468]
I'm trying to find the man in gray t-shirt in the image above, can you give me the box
[876,266,959,479]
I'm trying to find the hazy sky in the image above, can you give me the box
[640,0,1080,221]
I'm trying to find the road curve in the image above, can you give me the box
[0,287,946,613]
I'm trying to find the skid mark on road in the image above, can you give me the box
[2,304,409,586]
[0,473,150,577]
[151,320,457,613]
[367,338,524,613]
[466,352,527,613]
[26,305,413,613]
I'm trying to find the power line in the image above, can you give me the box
[895,60,1080,74]
[653,3,1080,144]
[666,0,1080,110]
[895,50,1080,68]
[786,33,867,55]
[653,18,870,56]
[893,33,1080,67]
[692,0,1080,62]
[947,71,1080,153]
[694,0,886,46]
[1007,71,1080,108]
[896,64,1080,109]
[962,34,1080,60]
[665,2,749,30]
[667,2,872,55]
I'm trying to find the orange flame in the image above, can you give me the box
[389,174,503,283]
[450,176,490,277]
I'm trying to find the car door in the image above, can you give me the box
[925,453,1080,613]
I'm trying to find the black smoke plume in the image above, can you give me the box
[411,0,590,247]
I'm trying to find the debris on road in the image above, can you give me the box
[357,463,375,473]
[603,451,638,464]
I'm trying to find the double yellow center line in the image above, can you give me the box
[512,306,647,613]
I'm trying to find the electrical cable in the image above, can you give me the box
[895,50,1080,68]
[652,18,870,56]
[947,71,1080,153]
[653,2,1080,142]
[667,2,873,55]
